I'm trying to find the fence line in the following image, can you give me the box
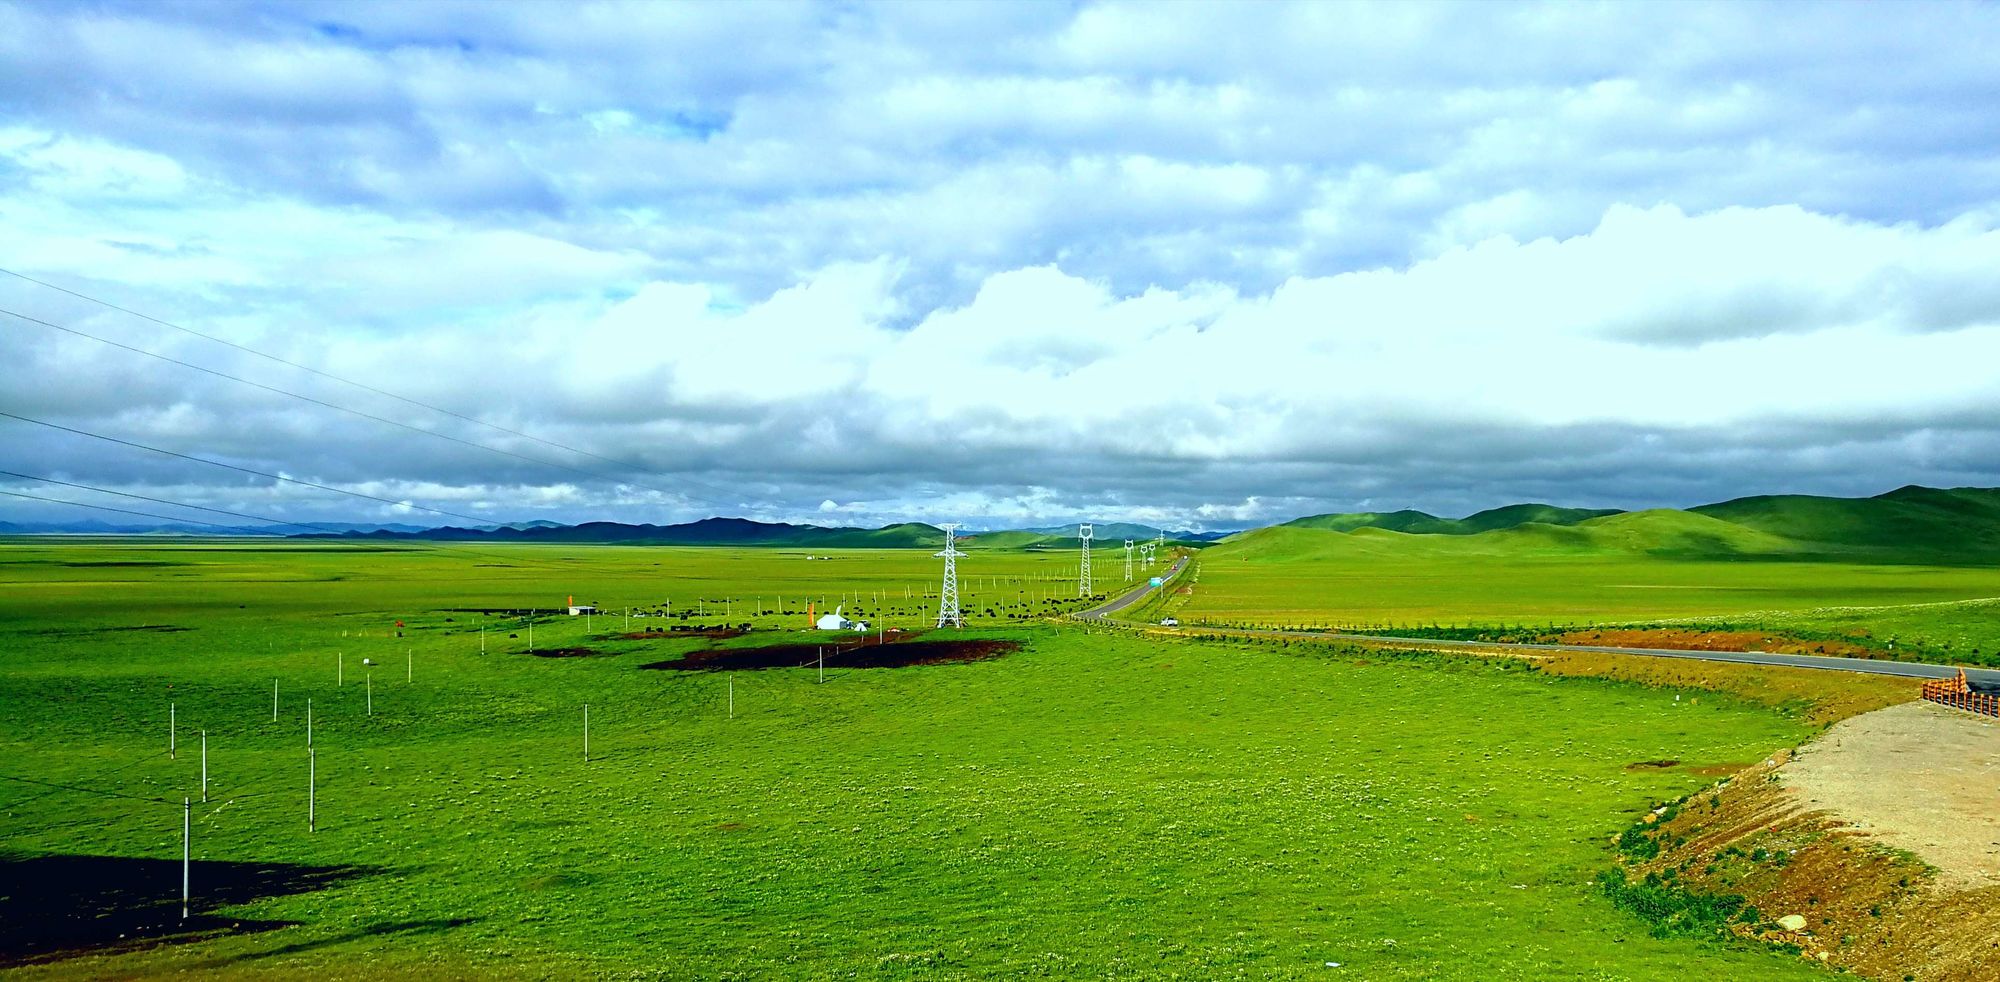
[1920,669,2000,718]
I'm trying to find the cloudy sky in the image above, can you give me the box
[4,0,1999,532]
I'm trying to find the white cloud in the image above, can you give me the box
[5,1,2000,528]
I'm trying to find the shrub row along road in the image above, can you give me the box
[1078,559,2000,688]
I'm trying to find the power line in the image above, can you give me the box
[1,470,305,534]
[0,469,590,571]
[0,409,506,528]
[0,772,174,804]
[1,304,703,503]
[0,266,612,458]
[0,488,288,536]
[0,281,751,510]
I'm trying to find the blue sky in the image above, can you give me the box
[3,0,1999,530]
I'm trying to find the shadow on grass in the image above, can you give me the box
[185,916,478,968]
[0,852,373,967]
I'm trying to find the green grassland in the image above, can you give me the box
[1181,512,2000,664]
[2,540,1831,978]
[0,538,1127,634]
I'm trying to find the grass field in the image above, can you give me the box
[1182,529,2000,663]
[0,539,1837,978]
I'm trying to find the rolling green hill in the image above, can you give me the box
[1457,503,1625,532]
[1221,509,1800,563]
[1262,486,2000,563]
[1693,485,2000,557]
[1283,503,1622,536]
[1283,509,1452,533]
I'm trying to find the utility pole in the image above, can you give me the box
[1124,539,1134,582]
[1077,524,1093,597]
[934,522,965,628]
[181,797,191,920]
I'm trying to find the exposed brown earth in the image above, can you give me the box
[528,647,600,658]
[1612,704,2000,980]
[638,636,1021,671]
[1782,701,2000,890]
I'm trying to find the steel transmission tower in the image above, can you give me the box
[1123,539,1134,581]
[1077,524,1093,597]
[935,523,966,628]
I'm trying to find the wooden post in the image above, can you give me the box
[200,730,208,802]
[181,797,190,919]
[818,646,824,684]
[308,747,316,832]
[366,672,373,716]
[729,677,734,719]
[170,702,176,759]
[584,703,590,762]
[272,679,279,721]
[338,652,343,687]
[407,648,412,683]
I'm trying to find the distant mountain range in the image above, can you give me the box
[9,486,1995,559]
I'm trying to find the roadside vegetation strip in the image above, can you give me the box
[5,539,1837,979]
[1154,625,1916,728]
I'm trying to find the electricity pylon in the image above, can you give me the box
[1123,539,1134,581]
[1077,524,1093,597]
[935,523,965,628]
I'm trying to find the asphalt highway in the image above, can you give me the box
[1078,553,1191,619]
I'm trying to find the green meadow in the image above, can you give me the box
[1,539,1831,978]
[1184,518,2000,663]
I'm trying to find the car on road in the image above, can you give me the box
[1159,617,1179,626]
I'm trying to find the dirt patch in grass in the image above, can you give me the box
[1687,762,1752,777]
[528,647,600,658]
[639,636,1022,671]
[1625,759,1681,770]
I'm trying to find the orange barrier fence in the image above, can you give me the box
[1920,669,2000,718]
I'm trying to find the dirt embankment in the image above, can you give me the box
[639,635,1021,671]
[1784,701,2000,889]
[1608,702,2000,980]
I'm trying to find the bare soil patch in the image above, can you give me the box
[1783,700,2000,890]
[639,636,1021,671]
[528,647,600,658]
[1611,704,2000,980]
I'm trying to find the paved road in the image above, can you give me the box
[1079,572,1999,687]
[1077,553,1190,621]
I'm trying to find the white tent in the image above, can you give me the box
[816,606,866,631]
